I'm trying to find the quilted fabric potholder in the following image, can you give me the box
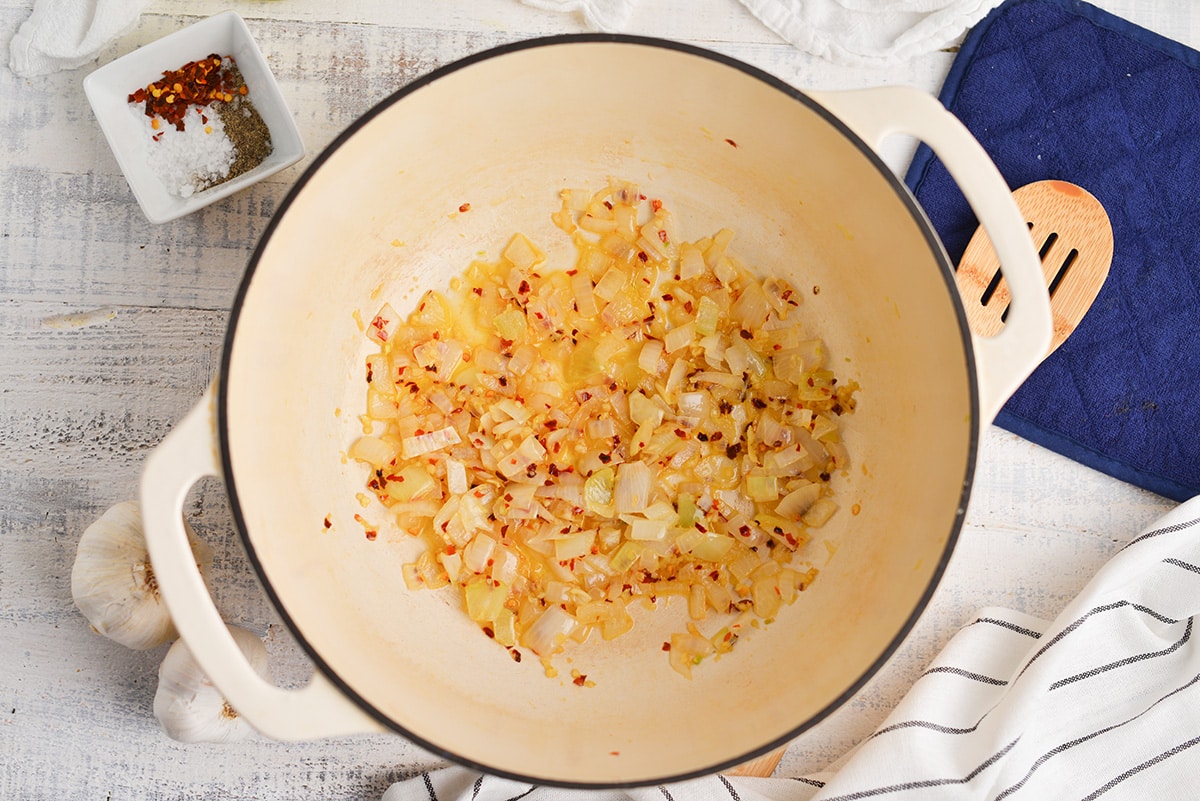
[906,0,1200,502]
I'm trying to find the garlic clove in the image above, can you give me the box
[71,500,213,650]
[153,624,271,743]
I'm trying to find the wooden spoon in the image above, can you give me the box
[726,748,792,778]
[724,181,1112,782]
[955,179,1113,358]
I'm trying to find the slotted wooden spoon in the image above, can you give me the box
[725,180,1112,781]
[955,179,1113,357]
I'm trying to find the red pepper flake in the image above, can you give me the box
[369,314,390,341]
[364,529,377,541]
[657,229,669,243]
[129,54,242,132]
[651,199,663,212]
[472,286,484,296]
[573,674,588,686]
[323,515,332,529]
[725,138,738,148]
[459,202,471,213]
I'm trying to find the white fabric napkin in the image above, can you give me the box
[8,0,1000,77]
[8,0,152,77]
[384,496,1200,800]
[522,0,1004,65]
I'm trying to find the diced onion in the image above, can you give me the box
[626,518,669,542]
[525,605,578,656]
[802,497,839,528]
[348,435,396,469]
[614,461,652,514]
[401,426,461,459]
[593,266,627,301]
[692,371,743,391]
[638,339,664,374]
[663,322,695,354]
[352,186,857,678]
[462,533,496,573]
[628,391,664,428]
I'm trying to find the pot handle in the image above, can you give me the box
[140,386,385,740]
[807,86,1052,424]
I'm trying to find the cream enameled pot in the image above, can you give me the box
[141,36,1051,787]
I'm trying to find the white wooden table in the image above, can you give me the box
[0,1,1187,797]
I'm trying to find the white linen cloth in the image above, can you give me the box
[8,0,1004,77]
[384,497,1200,800]
[521,0,1004,65]
[8,0,152,77]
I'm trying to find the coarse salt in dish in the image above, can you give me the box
[135,104,235,198]
[83,11,304,224]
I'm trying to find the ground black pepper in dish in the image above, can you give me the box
[214,64,273,183]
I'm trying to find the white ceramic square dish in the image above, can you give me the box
[83,11,304,224]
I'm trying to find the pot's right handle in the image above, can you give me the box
[141,386,385,740]
[808,86,1052,425]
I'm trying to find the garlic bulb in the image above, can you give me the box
[71,500,213,650]
[153,624,271,743]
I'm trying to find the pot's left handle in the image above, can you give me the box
[141,386,385,740]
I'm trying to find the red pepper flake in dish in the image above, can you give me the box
[129,54,238,132]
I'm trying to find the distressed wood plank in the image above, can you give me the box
[0,300,446,799]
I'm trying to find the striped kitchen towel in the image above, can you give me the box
[383,496,1200,800]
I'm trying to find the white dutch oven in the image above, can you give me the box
[141,37,1051,787]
